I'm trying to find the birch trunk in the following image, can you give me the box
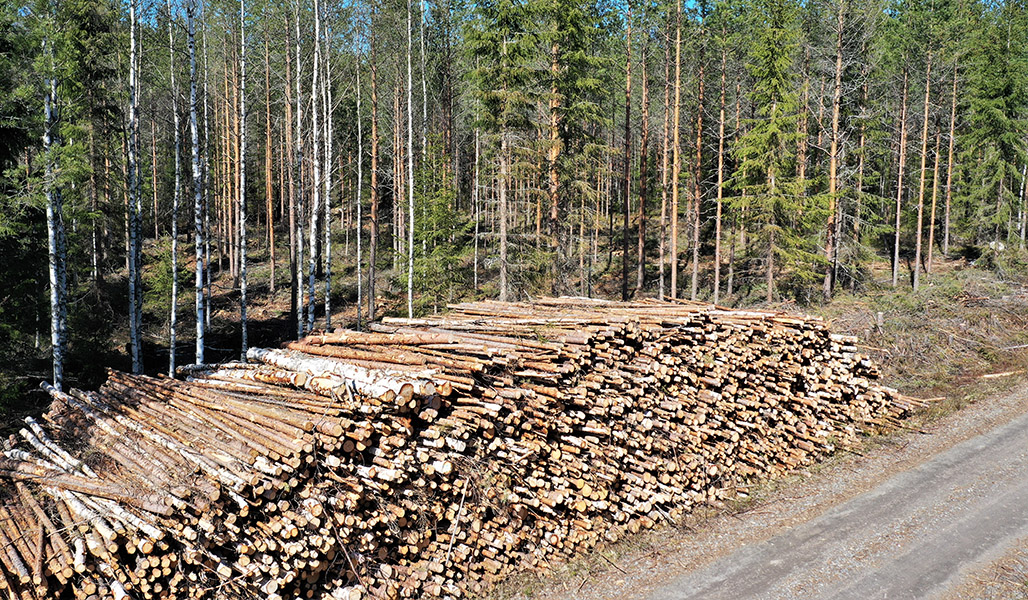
[307,0,321,333]
[128,0,143,374]
[294,0,305,336]
[420,0,427,152]
[188,0,205,364]
[406,0,416,317]
[168,0,181,375]
[239,0,249,355]
[44,38,67,391]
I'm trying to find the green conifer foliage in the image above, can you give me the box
[731,0,822,302]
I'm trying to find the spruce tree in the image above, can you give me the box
[731,0,817,302]
[465,0,539,301]
[961,0,1028,245]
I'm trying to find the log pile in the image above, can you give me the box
[0,298,926,599]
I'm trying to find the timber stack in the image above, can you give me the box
[0,297,925,599]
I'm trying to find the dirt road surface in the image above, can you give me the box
[530,382,1028,600]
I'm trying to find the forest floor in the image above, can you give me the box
[487,256,1028,600]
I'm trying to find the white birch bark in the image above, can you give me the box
[406,0,415,317]
[168,0,181,375]
[420,0,427,152]
[294,0,305,336]
[43,37,67,391]
[307,0,321,333]
[128,0,143,373]
[239,0,249,356]
[188,0,206,364]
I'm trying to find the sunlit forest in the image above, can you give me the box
[1,0,1026,405]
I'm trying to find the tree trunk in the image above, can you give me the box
[670,3,682,299]
[473,126,481,291]
[128,0,143,374]
[499,132,510,302]
[1019,165,1027,250]
[89,129,102,286]
[151,117,160,240]
[637,40,649,293]
[823,1,844,302]
[43,37,67,391]
[927,129,941,274]
[406,0,416,317]
[355,60,364,330]
[168,0,181,375]
[797,46,809,185]
[767,168,776,303]
[323,22,333,329]
[202,18,211,332]
[393,86,402,274]
[307,0,323,333]
[854,70,867,243]
[892,68,909,288]
[188,0,205,365]
[239,0,249,355]
[714,44,726,305]
[285,8,297,334]
[420,0,427,152]
[548,42,562,292]
[913,53,932,291]
[690,42,704,301]
[369,25,379,322]
[622,9,632,301]
[659,22,670,300]
[294,0,305,337]
[265,27,275,294]
[943,63,957,256]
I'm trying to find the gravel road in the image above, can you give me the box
[649,386,1028,600]
[530,382,1028,600]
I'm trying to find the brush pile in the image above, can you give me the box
[0,298,925,599]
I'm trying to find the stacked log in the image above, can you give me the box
[0,298,925,599]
